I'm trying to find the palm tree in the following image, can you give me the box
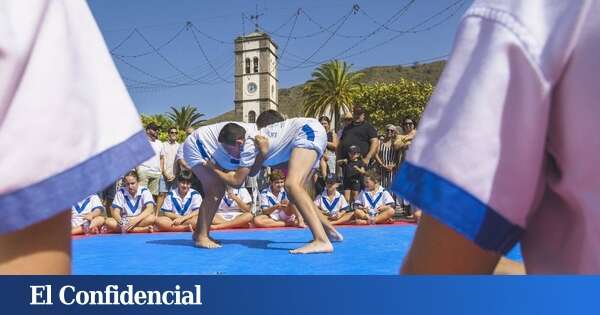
[303,60,364,130]
[166,105,206,131]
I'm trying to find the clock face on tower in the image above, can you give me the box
[247,82,257,94]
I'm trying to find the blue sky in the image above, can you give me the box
[87,0,473,119]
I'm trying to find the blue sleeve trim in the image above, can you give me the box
[111,204,123,210]
[0,130,153,235]
[144,201,157,206]
[391,162,522,254]
[91,206,105,212]
[161,208,173,212]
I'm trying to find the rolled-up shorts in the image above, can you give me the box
[0,0,153,235]
[267,122,328,169]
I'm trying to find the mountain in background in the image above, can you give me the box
[205,60,446,123]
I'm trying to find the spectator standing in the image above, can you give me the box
[394,118,417,217]
[159,127,180,210]
[337,145,367,205]
[338,106,379,167]
[376,124,400,190]
[319,116,338,176]
[137,123,162,209]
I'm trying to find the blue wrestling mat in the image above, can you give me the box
[73,225,523,275]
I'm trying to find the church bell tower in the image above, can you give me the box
[234,31,279,123]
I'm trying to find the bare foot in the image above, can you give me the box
[326,229,344,242]
[187,224,194,232]
[147,226,154,233]
[289,241,333,254]
[195,236,222,249]
[354,219,367,225]
[298,222,307,228]
[192,232,221,244]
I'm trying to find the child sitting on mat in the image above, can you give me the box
[105,171,156,233]
[156,171,202,232]
[211,186,254,230]
[354,172,395,225]
[71,194,105,235]
[253,170,302,228]
[314,175,353,225]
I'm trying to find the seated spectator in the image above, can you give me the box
[211,186,254,230]
[353,172,395,225]
[104,171,156,233]
[253,170,303,228]
[314,175,353,225]
[337,145,367,205]
[71,194,105,235]
[156,171,202,232]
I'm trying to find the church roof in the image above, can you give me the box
[235,31,273,42]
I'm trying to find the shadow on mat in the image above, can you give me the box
[146,239,305,250]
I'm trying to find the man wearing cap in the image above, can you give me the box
[338,106,379,168]
[137,123,163,205]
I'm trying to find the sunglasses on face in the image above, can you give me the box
[169,131,178,134]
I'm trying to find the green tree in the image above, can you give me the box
[353,78,433,131]
[166,105,206,131]
[303,60,364,129]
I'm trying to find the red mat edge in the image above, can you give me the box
[72,220,416,240]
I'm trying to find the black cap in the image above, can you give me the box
[348,145,360,154]
[325,174,340,184]
[146,123,159,131]
[177,170,193,182]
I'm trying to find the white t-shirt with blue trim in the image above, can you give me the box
[314,191,349,215]
[217,188,252,221]
[161,188,202,217]
[260,187,288,209]
[71,194,104,226]
[112,186,156,217]
[218,187,252,212]
[355,186,395,211]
